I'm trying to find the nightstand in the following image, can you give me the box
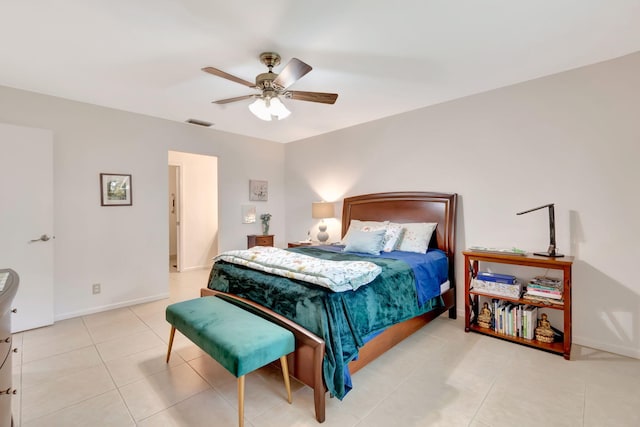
[247,234,274,248]
[287,241,313,248]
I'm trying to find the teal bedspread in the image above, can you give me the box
[207,247,443,399]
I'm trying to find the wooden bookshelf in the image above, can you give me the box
[463,250,573,359]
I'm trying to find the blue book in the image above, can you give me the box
[477,271,517,284]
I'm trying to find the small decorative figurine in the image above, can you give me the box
[535,313,555,343]
[477,302,493,329]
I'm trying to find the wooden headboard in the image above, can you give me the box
[341,191,458,277]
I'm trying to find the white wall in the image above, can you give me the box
[285,52,640,359]
[2,51,638,359]
[0,85,286,320]
[168,151,218,271]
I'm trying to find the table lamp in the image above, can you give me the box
[516,203,564,257]
[312,202,335,243]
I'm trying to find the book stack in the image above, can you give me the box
[524,276,563,304]
[472,272,522,298]
[490,299,538,339]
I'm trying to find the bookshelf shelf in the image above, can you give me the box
[468,324,564,353]
[463,250,573,359]
[467,289,566,310]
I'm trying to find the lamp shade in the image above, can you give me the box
[248,96,291,121]
[268,97,291,120]
[312,202,335,219]
[248,98,272,121]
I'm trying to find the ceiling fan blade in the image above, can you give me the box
[202,67,255,88]
[272,58,312,89]
[287,91,338,104]
[212,94,255,104]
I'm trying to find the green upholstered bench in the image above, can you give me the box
[165,296,295,427]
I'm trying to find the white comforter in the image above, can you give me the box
[213,246,382,292]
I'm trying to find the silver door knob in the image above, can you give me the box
[29,234,52,243]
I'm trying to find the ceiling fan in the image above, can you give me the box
[202,52,338,121]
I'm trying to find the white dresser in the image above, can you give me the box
[0,269,19,427]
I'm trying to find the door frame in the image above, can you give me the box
[169,163,183,272]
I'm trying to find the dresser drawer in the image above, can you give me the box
[0,269,18,427]
[0,324,12,426]
[247,234,274,248]
[0,335,9,366]
[0,312,11,369]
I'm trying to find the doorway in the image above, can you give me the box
[168,165,180,272]
[168,151,219,272]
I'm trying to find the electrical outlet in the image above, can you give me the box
[92,283,101,294]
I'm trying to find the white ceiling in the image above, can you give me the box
[1,1,639,143]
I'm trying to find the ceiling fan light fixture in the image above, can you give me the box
[268,97,291,120]
[248,96,291,121]
[248,98,272,121]
[206,52,338,115]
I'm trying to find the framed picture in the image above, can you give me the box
[249,180,268,201]
[241,205,256,223]
[100,173,132,206]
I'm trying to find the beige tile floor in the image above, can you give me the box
[10,268,640,426]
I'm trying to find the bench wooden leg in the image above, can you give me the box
[237,375,245,427]
[166,326,176,363]
[280,356,292,404]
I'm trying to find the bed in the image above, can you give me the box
[202,191,457,422]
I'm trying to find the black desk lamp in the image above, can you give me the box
[516,203,564,257]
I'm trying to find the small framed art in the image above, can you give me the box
[242,205,256,223]
[249,180,268,201]
[100,173,132,206]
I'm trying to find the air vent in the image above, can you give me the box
[185,118,213,127]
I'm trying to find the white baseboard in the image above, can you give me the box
[179,264,213,272]
[573,335,640,360]
[54,293,170,321]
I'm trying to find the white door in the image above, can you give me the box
[0,123,54,332]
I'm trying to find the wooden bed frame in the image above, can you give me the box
[201,191,458,423]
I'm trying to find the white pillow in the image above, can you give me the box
[395,222,437,254]
[381,222,404,252]
[362,222,404,252]
[340,219,388,244]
